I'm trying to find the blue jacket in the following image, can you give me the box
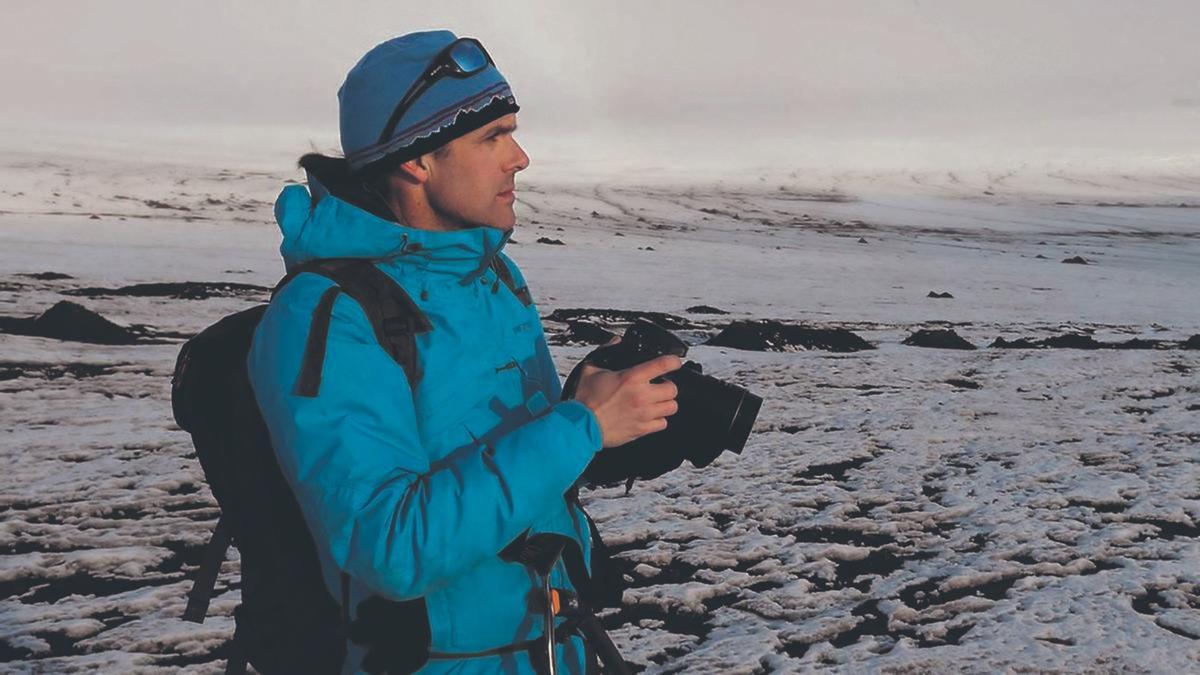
[247,182,604,674]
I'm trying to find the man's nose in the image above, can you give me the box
[511,139,530,173]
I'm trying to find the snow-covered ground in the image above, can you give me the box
[1,151,1197,673]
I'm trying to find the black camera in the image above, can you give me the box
[563,319,763,486]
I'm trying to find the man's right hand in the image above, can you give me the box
[573,339,683,448]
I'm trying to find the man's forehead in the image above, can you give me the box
[435,113,517,156]
[472,114,519,137]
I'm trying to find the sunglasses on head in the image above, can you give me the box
[376,37,496,145]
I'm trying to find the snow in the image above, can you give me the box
[0,148,1198,673]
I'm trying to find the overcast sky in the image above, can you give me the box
[2,1,1197,170]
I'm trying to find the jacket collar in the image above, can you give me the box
[275,181,511,284]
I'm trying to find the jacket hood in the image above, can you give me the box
[273,175,510,283]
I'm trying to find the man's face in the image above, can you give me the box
[422,113,529,231]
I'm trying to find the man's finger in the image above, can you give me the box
[649,399,679,419]
[647,380,679,403]
[628,354,682,381]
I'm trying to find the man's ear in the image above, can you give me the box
[396,154,434,184]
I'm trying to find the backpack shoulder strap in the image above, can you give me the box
[275,258,432,397]
[183,517,232,624]
[489,254,532,307]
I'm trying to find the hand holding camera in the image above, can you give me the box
[572,346,683,448]
[565,320,763,486]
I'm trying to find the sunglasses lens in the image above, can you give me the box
[448,41,489,73]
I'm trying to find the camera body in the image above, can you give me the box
[563,319,762,486]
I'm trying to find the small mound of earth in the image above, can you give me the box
[143,199,190,211]
[16,272,74,281]
[704,320,875,352]
[989,336,1041,349]
[946,378,982,389]
[544,308,705,331]
[0,301,141,345]
[1062,256,1089,264]
[1041,334,1106,349]
[65,281,269,300]
[903,329,976,350]
[992,334,1180,350]
[547,320,618,346]
[686,305,729,315]
[1113,338,1171,350]
[991,334,1102,349]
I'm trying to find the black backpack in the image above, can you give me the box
[172,257,458,674]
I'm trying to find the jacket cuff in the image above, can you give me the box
[554,400,603,452]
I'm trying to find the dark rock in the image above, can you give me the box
[0,301,139,344]
[89,214,101,220]
[989,336,1041,349]
[1040,333,1104,349]
[704,320,875,352]
[1182,335,1200,350]
[857,237,868,244]
[991,333,1109,349]
[544,308,704,330]
[945,378,981,389]
[927,291,955,299]
[1114,338,1169,350]
[1035,254,1048,259]
[143,199,191,211]
[686,305,729,315]
[546,320,617,346]
[903,329,976,350]
[1062,256,1089,264]
[536,237,566,245]
[16,272,74,280]
[65,281,269,300]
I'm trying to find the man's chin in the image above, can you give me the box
[478,220,515,232]
[489,209,517,231]
[458,214,515,231]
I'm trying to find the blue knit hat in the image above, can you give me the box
[339,30,519,172]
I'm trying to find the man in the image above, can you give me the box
[247,30,681,674]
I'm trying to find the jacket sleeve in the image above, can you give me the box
[246,276,603,601]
